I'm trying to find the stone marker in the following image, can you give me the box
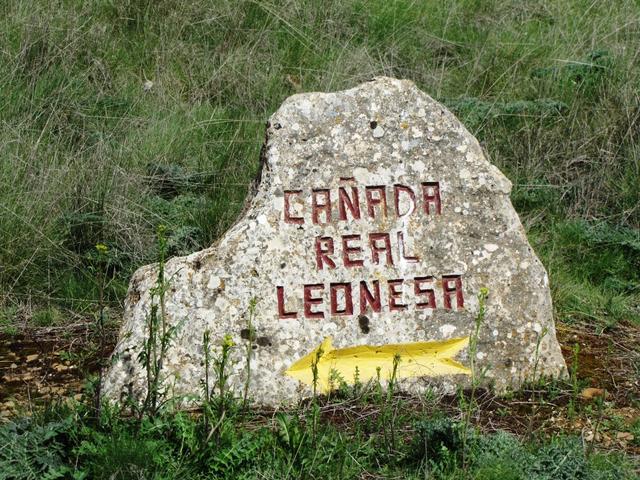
[103,77,567,407]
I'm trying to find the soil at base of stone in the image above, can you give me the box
[0,319,638,456]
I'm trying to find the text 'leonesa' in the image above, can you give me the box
[276,179,465,320]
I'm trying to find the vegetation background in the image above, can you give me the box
[1,0,638,328]
[0,0,638,478]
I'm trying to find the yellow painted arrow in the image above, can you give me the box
[285,336,471,394]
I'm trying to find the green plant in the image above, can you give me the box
[380,353,402,457]
[88,242,112,420]
[532,326,549,386]
[32,307,63,327]
[0,416,74,480]
[408,417,464,469]
[630,418,640,447]
[215,334,235,418]
[74,427,180,480]
[585,395,606,458]
[201,332,236,445]
[137,225,178,419]
[461,286,489,467]
[568,343,581,419]
[202,329,213,433]
[242,297,257,410]
[310,343,324,400]
[0,306,18,335]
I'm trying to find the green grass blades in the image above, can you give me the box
[0,0,638,329]
[0,401,636,479]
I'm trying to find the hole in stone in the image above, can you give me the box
[358,315,370,334]
[369,120,377,129]
[257,336,272,347]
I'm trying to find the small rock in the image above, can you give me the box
[143,80,153,91]
[372,125,385,138]
[25,354,38,363]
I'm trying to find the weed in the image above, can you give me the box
[202,329,213,432]
[0,306,18,335]
[242,297,257,410]
[215,334,235,420]
[408,416,464,470]
[200,331,236,446]
[0,415,74,479]
[310,343,324,400]
[461,287,489,467]
[380,353,402,457]
[32,307,63,327]
[568,343,581,419]
[137,225,178,419]
[1,397,637,479]
[532,326,549,385]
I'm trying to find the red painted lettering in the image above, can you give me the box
[312,189,331,224]
[369,232,393,266]
[338,186,361,221]
[394,184,416,217]
[365,186,387,219]
[342,234,363,268]
[303,284,325,319]
[414,277,436,309]
[442,275,464,310]
[398,231,419,263]
[421,182,442,215]
[330,283,353,316]
[284,190,304,224]
[388,279,407,311]
[277,286,297,319]
[315,236,336,270]
[359,280,381,313]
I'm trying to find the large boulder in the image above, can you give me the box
[103,77,567,407]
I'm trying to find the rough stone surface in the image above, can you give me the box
[103,77,567,406]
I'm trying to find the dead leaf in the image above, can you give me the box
[579,387,605,400]
[616,432,634,442]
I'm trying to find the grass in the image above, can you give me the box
[0,0,638,330]
[0,390,637,480]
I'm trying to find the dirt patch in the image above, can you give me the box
[557,322,639,406]
[1,319,637,455]
[0,322,117,416]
